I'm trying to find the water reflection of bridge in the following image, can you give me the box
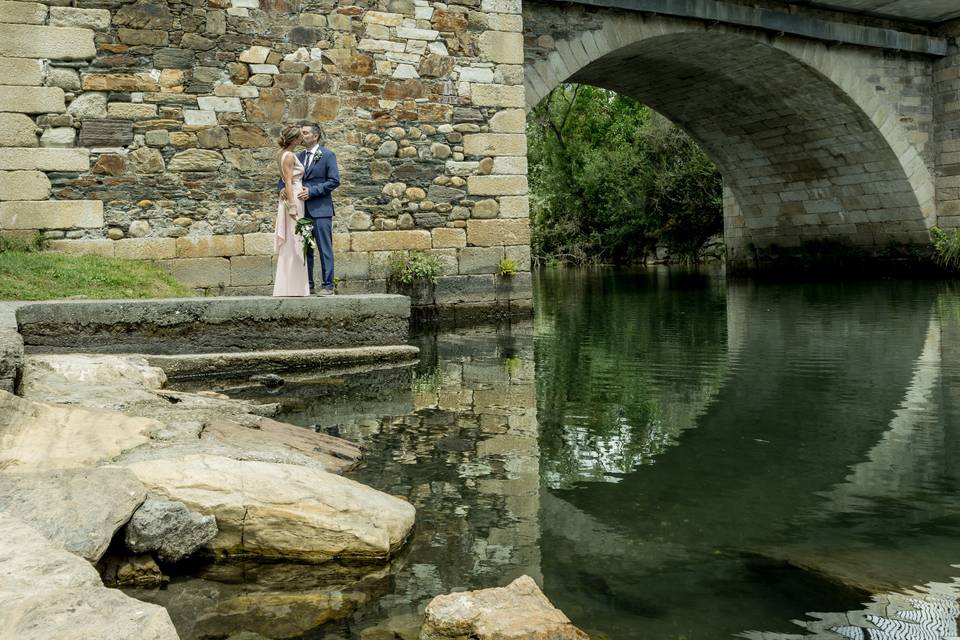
[539,276,960,639]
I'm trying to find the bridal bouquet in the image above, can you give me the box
[294,217,316,264]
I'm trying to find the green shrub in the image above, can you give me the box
[931,227,960,270]
[387,250,443,285]
[498,257,518,276]
[411,366,444,394]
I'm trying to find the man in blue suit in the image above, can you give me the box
[294,123,340,295]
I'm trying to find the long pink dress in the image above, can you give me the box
[272,152,310,297]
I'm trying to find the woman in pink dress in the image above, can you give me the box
[272,125,311,297]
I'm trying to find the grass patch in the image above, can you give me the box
[0,236,192,300]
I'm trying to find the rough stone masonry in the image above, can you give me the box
[0,0,532,310]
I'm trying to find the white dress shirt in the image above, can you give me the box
[304,144,320,172]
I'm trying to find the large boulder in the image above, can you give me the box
[0,390,157,472]
[0,467,146,563]
[421,575,589,640]
[125,497,218,563]
[0,513,179,640]
[120,454,415,562]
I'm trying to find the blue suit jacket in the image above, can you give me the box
[278,146,340,219]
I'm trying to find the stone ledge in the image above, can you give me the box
[16,295,412,354]
[146,345,420,381]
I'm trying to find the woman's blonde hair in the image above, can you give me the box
[277,125,300,148]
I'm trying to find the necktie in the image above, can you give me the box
[304,150,312,172]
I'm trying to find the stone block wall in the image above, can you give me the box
[934,22,960,230]
[0,0,532,309]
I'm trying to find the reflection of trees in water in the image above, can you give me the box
[534,268,729,487]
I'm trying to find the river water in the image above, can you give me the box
[141,268,960,639]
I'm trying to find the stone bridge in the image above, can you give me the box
[523,1,960,271]
[1,1,960,306]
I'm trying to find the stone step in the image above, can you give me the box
[16,295,412,354]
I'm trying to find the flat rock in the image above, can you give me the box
[421,575,589,640]
[121,454,415,562]
[111,434,341,472]
[24,353,166,390]
[0,467,145,562]
[0,513,178,640]
[21,354,361,472]
[20,353,168,411]
[0,390,157,472]
[125,497,217,563]
[203,416,362,473]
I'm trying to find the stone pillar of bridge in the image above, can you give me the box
[934,22,960,231]
[0,0,533,315]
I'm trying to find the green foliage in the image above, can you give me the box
[0,249,192,300]
[931,226,960,270]
[387,250,443,285]
[528,85,722,265]
[497,257,518,277]
[0,233,47,253]
[502,354,522,373]
[411,366,443,394]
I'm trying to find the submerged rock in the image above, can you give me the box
[0,467,146,563]
[120,454,415,562]
[0,513,178,639]
[421,575,589,640]
[130,560,394,639]
[125,497,218,563]
[0,390,157,472]
[99,551,165,588]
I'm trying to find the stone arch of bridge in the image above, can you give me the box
[523,18,936,268]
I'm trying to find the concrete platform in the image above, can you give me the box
[16,295,411,355]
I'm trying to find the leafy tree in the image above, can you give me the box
[528,84,723,265]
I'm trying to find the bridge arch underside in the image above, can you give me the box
[534,30,932,269]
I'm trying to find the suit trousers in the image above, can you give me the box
[306,217,334,290]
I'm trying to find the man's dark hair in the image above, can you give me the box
[300,122,324,141]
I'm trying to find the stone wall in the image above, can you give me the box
[0,0,532,310]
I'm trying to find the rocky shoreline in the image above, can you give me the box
[0,350,587,640]
[0,353,415,639]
